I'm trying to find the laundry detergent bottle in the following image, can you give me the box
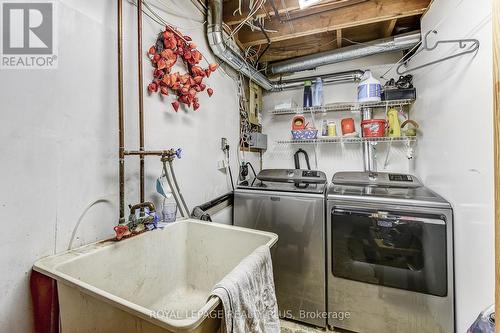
[357,70,382,103]
[312,77,324,107]
[387,108,401,137]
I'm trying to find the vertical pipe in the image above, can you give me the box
[493,0,500,319]
[362,108,376,172]
[118,0,125,223]
[137,0,145,206]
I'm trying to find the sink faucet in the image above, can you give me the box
[114,202,158,240]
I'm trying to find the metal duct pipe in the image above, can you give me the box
[276,70,364,90]
[207,0,360,91]
[269,31,422,75]
[207,0,275,91]
[207,0,415,90]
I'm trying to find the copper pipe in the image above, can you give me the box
[124,150,172,156]
[118,0,125,223]
[137,0,145,205]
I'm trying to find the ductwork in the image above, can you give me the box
[207,0,362,91]
[207,0,276,90]
[207,0,420,89]
[276,70,364,90]
[269,31,422,75]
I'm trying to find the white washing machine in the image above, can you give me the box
[327,171,454,333]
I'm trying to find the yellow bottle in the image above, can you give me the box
[387,108,401,137]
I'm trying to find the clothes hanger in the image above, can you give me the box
[396,30,480,75]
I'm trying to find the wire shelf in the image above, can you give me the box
[276,136,417,145]
[269,99,415,115]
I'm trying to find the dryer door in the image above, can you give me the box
[331,207,447,296]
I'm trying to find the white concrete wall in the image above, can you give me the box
[410,0,494,331]
[262,53,412,181]
[0,1,240,332]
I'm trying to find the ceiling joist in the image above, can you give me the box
[237,0,431,46]
[223,0,359,26]
[383,18,398,37]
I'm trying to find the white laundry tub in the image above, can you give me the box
[33,219,278,333]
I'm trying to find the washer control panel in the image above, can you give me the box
[388,174,413,182]
[258,169,327,184]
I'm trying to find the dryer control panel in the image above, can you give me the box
[333,171,422,188]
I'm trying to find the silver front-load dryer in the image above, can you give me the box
[327,172,454,333]
[234,169,327,328]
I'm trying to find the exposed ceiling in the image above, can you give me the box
[221,0,431,65]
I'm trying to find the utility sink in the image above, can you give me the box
[34,219,278,333]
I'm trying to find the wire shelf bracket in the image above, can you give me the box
[397,30,480,75]
[276,136,417,145]
[269,99,415,115]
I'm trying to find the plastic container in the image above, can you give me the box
[321,119,328,136]
[312,77,323,107]
[292,115,306,130]
[274,98,299,110]
[468,304,495,333]
[291,129,318,140]
[327,122,337,136]
[358,70,382,102]
[341,118,356,135]
[361,119,386,137]
[162,200,177,223]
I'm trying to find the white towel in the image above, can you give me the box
[211,245,281,333]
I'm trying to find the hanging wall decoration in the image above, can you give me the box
[147,26,218,112]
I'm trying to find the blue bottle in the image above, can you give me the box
[303,80,313,108]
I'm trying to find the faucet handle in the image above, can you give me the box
[129,202,156,215]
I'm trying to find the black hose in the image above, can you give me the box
[294,149,311,170]
[245,162,258,186]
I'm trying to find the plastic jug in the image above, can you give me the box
[313,77,323,107]
[358,70,382,102]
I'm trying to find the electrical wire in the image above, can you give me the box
[227,0,266,40]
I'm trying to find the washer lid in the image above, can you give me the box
[237,181,327,194]
[329,172,450,208]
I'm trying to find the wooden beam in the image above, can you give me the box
[275,0,368,22]
[494,0,500,329]
[336,29,342,48]
[238,0,431,46]
[259,32,337,62]
[224,0,356,26]
[383,18,398,37]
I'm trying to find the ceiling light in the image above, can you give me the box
[298,0,322,9]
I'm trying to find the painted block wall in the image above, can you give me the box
[0,1,240,332]
[411,0,494,331]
